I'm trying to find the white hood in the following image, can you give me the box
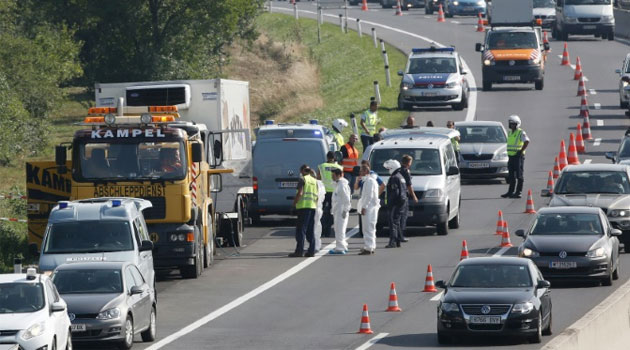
[381,174,445,191]
[0,309,46,330]
[564,4,612,17]
[533,8,555,16]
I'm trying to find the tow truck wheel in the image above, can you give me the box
[535,79,544,90]
[204,223,214,268]
[181,228,202,279]
[482,80,492,91]
[231,196,245,247]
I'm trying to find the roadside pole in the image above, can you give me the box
[372,28,378,48]
[317,6,322,43]
[356,19,362,38]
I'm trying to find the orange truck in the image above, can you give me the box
[475,0,550,91]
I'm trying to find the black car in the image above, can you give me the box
[425,0,446,13]
[516,206,621,286]
[436,257,552,344]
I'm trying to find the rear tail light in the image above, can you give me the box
[253,176,258,191]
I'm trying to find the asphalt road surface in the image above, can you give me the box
[101,3,630,350]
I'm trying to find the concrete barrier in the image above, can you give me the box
[541,277,630,350]
[615,8,630,39]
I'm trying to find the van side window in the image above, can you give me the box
[125,268,136,292]
[45,280,59,303]
[129,265,145,286]
[445,144,457,169]
[132,220,142,248]
[134,218,150,242]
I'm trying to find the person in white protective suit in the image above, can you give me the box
[329,168,351,254]
[358,163,380,255]
[311,169,327,252]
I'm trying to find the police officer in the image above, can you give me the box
[502,115,530,199]
[392,155,418,241]
[360,101,380,150]
[384,159,405,248]
[318,152,343,238]
[290,165,318,258]
[446,120,460,162]
[331,119,347,150]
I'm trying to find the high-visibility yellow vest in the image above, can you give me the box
[507,129,525,156]
[318,162,343,193]
[332,131,344,149]
[451,138,460,152]
[296,175,318,209]
[362,110,378,135]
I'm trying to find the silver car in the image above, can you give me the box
[542,164,630,253]
[605,135,630,164]
[455,121,508,180]
[52,261,157,349]
[615,53,630,109]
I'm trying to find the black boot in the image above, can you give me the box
[501,181,515,198]
[511,179,524,198]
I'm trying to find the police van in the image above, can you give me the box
[249,120,337,223]
[363,129,461,235]
[32,198,156,288]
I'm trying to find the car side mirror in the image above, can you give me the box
[51,302,66,313]
[447,166,459,176]
[475,43,484,52]
[334,151,343,163]
[537,280,551,289]
[615,69,622,74]
[191,143,203,163]
[515,229,525,238]
[140,240,154,252]
[461,70,468,75]
[213,140,223,162]
[611,228,622,236]
[29,243,40,258]
[541,189,551,197]
[130,286,143,295]
[435,280,446,289]
[605,152,617,163]
[55,145,67,175]
[543,42,550,51]
[397,70,404,76]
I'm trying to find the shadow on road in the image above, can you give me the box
[377,332,531,347]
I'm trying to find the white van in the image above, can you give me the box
[363,130,461,235]
[553,0,615,40]
[32,198,156,288]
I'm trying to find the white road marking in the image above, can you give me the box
[430,291,444,301]
[146,227,359,349]
[596,119,604,126]
[355,333,390,350]
[589,89,597,95]
[583,76,589,82]
[594,103,601,110]
[424,15,431,19]
[274,7,478,121]
[593,138,602,147]
[557,54,563,60]
[451,20,460,24]
[492,246,510,257]
[570,64,575,70]
[584,159,592,164]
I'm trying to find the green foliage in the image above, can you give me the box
[0,222,28,273]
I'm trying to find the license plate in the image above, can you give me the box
[550,261,577,269]
[71,324,86,332]
[469,162,490,168]
[469,315,501,324]
[407,210,413,217]
[464,6,474,11]
[422,92,438,97]
[280,182,298,189]
[583,25,596,30]
[503,76,520,81]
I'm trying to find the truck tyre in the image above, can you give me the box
[482,80,492,91]
[181,228,202,279]
[231,196,245,247]
[535,79,544,91]
[204,219,214,268]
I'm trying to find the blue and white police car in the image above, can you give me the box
[397,47,470,111]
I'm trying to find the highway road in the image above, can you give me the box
[110,3,630,349]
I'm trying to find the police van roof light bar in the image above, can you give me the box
[411,47,455,54]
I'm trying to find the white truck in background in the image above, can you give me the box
[487,0,533,25]
[95,79,253,247]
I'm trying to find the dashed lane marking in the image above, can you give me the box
[492,246,510,257]
[145,227,360,349]
[431,291,444,301]
[593,138,602,147]
[589,89,597,95]
[424,15,431,18]
[451,20,460,24]
[594,103,601,110]
[355,333,390,350]
[596,119,604,126]
[584,159,592,164]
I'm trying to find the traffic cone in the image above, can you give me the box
[395,0,403,16]
[553,157,561,179]
[574,56,583,80]
[577,75,587,97]
[496,210,505,235]
[423,264,438,292]
[362,0,368,11]
[582,113,593,140]
[561,42,570,66]
[524,189,536,214]
[386,283,402,312]
[547,171,555,194]
[437,4,445,22]
[476,12,485,32]
[576,124,585,153]
[500,227,513,248]
[568,133,580,165]
[579,94,590,119]
[558,139,568,170]
[358,304,374,334]
[460,240,469,260]
[502,218,509,239]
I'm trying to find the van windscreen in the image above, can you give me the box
[44,221,133,254]
[253,140,325,173]
[371,148,442,176]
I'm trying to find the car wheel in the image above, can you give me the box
[542,311,552,336]
[528,312,543,343]
[608,32,615,41]
[482,80,492,91]
[625,243,630,253]
[621,100,629,109]
[561,29,568,41]
[66,331,72,350]
[141,306,157,342]
[51,337,57,350]
[448,207,460,229]
[613,260,620,280]
[118,316,134,349]
[397,94,411,111]
[535,79,544,91]
[551,24,558,39]
[452,94,467,111]
[437,331,451,344]
[602,264,614,286]
[437,205,449,236]
[426,6,433,14]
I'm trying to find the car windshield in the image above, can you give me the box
[456,126,506,143]
[488,32,538,50]
[53,269,123,294]
[566,0,610,4]
[408,57,457,74]
[78,140,186,181]
[370,148,442,176]
[618,138,630,158]
[43,221,133,254]
[555,171,630,194]
[253,140,325,177]
[0,283,45,313]
[534,0,555,7]
[531,213,602,235]
[450,264,532,288]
